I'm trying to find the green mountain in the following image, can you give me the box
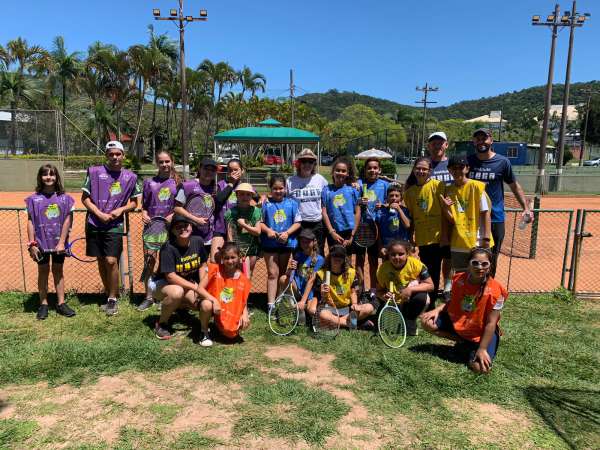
[298,81,600,122]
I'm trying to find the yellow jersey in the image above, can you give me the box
[376,257,428,291]
[316,267,357,308]
[404,178,444,246]
[444,179,494,250]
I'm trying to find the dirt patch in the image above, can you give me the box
[264,345,411,449]
[0,367,287,449]
[446,398,532,446]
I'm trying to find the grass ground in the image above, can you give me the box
[0,292,598,449]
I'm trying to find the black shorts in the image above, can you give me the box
[440,245,451,259]
[212,231,226,238]
[326,229,357,255]
[263,247,294,255]
[85,228,123,258]
[36,251,66,266]
[353,240,380,258]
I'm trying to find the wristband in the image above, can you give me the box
[27,241,38,249]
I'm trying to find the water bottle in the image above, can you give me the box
[518,214,532,230]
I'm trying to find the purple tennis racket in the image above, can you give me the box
[140,217,169,281]
[185,193,214,235]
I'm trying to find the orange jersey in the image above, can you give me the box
[446,272,508,343]
[206,263,251,338]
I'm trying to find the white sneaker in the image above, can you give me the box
[406,319,418,336]
[200,333,213,347]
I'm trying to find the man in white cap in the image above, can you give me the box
[81,141,141,316]
[427,131,453,301]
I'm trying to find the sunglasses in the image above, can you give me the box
[470,260,491,268]
[299,159,315,164]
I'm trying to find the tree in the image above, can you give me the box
[238,66,266,99]
[580,95,600,146]
[50,36,82,118]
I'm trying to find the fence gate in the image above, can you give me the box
[570,209,600,298]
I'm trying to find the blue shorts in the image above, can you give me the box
[436,310,500,361]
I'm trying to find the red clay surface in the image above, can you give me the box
[2,192,599,295]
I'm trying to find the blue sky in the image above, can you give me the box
[1,0,599,106]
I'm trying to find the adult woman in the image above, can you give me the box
[150,215,209,340]
[286,148,329,255]
[403,157,445,309]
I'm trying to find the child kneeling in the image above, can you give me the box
[420,247,507,374]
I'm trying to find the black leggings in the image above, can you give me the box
[491,222,505,278]
[400,292,429,320]
[418,244,442,303]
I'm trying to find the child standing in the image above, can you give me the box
[376,240,434,335]
[139,150,180,311]
[420,247,507,374]
[321,156,360,251]
[377,185,411,248]
[261,175,301,309]
[224,183,262,277]
[440,155,493,273]
[25,164,76,320]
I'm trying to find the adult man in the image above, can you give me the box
[427,131,453,185]
[467,128,533,276]
[82,141,141,315]
[427,131,453,300]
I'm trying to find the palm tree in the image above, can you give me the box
[50,36,82,118]
[0,72,43,152]
[5,38,49,75]
[238,66,266,99]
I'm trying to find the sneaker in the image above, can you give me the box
[200,333,213,347]
[36,304,49,320]
[406,319,418,336]
[267,303,275,314]
[56,303,76,317]
[298,309,306,326]
[359,319,375,331]
[101,298,118,316]
[137,298,154,311]
[154,322,172,340]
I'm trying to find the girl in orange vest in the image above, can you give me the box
[420,247,508,374]
[197,242,251,346]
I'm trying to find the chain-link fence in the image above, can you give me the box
[1,207,598,298]
[0,208,269,297]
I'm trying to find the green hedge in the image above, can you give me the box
[4,154,141,171]
[355,159,396,177]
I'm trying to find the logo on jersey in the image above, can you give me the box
[158,187,171,202]
[109,181,122,196]
[203,195,214,208]
[366,189,377,202]
[229,191,237,205]
[389,216,400,231]
[461,294,477,313]
[333,194,346,208]
[45,203,60,219]
[220,286,234,304]
[273,209,287,224]
[419,197,428,211]
[457,198,468,213]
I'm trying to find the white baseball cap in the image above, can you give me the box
[105,141,124,152]
[428,131,447,142]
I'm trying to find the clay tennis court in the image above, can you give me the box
[1,192,599,296]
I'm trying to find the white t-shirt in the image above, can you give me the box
[286,173,329,222]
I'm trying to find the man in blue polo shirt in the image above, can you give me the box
[467,128,533,276]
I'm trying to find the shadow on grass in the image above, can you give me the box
[0,399,9,414]
[21,293,104,312]
[408,342,468,365]
[525,386,600,450]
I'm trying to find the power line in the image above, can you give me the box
[415,83,438,156]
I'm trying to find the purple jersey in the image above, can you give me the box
[178,180,217,242]
[25,192,75,251]
[142,176,177,218]
[214,179,238,235]
[83,165,139,230]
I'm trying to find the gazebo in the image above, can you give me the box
[214,120,321,168]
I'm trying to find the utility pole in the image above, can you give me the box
[415,83,438,156]
[579,89,600,165]
[153,1,208,179]
[555,1,590,190]
[532,5,561,195]
[290,69,295,128]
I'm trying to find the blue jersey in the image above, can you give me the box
[358,178,389,219]
[377,206,411,246]
[431,159,453,185]
[261,197,300,249]
[321,184,360,232]
[467,153,516,223]
[293,251,325,300]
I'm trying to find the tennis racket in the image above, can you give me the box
[185,193,214,235]
[268,270,299,336]
[378,281,407,348]
[354,185,378,248]
[312,271,340,339]
[228,221,253,275]
[139,217,169,282]
[65,237,97,263]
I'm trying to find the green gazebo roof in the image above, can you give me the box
[258,118,282,126]
[214,126,320,144]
